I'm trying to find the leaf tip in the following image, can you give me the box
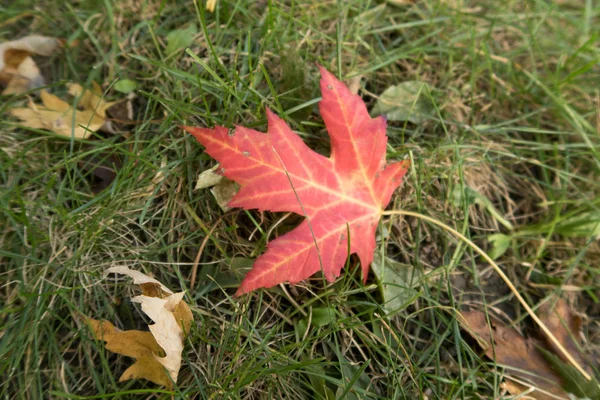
[234,285,249,297]
[184,125,220,143]
[318,65,338,86]
[181,125,196,134]
[264,107,277,120]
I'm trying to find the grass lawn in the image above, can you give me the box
[1,0,599,398]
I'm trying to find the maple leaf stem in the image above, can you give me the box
[382,209,592,381]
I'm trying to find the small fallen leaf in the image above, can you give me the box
[131,292,187,383]
[459,310,567,399]
[372,81,435,124]
[460,300,598,400]
[86,266,193,388]
[371,252,421,316]
[86,319,172,387]
[538,299,593,375]
[195,165,225,190]
[68,82,118,119]
[195,165,239,211]
[0,35,63,95]
[487,233,512,260]
[210,180,239,211]
[206,0,217,12]
[2,56,43,95]
[9,90,104,139]
[166,24,197,56]
[309,307,338,328]
[9,82,119,139]
[114,79,138,94]
[105,265,173,294]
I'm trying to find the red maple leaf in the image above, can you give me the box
[184,67,409,295]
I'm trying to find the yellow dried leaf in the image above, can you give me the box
[86,318,172,387]
[40,90,70,112]
[206,0,217,12]
[68,82,118,118]
[86,267,193,388]
[0,35,63,95]
[8,81,122,139]
[9,89,104,139]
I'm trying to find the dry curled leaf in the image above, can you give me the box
[0,35,64,95]
[68,82,117,119]
[86,266,193,388]
[459,310,566,399]
[9,82,119,139]
[86,319,172,387]
[195,165,239,211]
[539,299,590,373]
[460,300,597,400]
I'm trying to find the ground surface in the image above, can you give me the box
[1,1,599,399]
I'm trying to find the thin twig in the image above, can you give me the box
[382,209,592,381]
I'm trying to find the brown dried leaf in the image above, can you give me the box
[539,299,591,374]
[0,36,64,95]
[459,311,568,399]
[86,267,193,388]
[2,56,43,95]
[86,318,173,387]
